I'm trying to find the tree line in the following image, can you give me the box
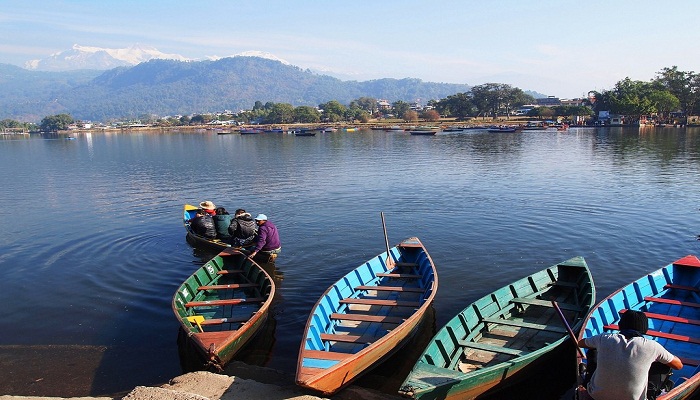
[12,65,700,132]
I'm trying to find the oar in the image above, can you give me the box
[380,212,395,269]
[551,300,586,359]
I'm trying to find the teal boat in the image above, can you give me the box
[399,257,594,399]
[576,255,700,400]
[172,248,275,371]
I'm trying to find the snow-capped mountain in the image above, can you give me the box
[24,44,190,71]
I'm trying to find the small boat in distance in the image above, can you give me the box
[576,255,700,400]
[399,257,594,400]
[239,128,264,134]
[173,248,275,371]
[296,235,438,395]
[408,127,438,135]
[294,128,316,136]
[487,126,518,133]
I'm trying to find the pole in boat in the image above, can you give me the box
[551,300,586,359]
[380,212,395,269]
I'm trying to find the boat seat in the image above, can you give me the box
[355,285,425,293]
[377,273,422,279]
[605,324,700,344]
[457,340,527,356]
[217,269,244,275]
[339,298,421,307]
[620,309,700,326]
[200,316,251,325]
[185,297,265,307]
[320,333,381,344]
[198,283,257,290]
[510,297,584,312]
[664,284,700,293]
[330,312,405,324]
[393,262,419,268]
[644,297,700,308]
[302,349,352,361]
[482,317,567,333]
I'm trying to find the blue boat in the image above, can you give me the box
[576,255,700,400]
[296,236,438,395]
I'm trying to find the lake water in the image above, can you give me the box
[1,127,699,398]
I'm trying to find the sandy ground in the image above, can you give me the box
[0,363,403,400]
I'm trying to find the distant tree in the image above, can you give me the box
[654,66,699,116]
[40,113,73,132]
[403,110,418,122]
[293,106,321,123]
[349,97,377,114]
[392,101,411,119]
[422,109,440,122]
[266,103,295,124]
[179,115,191,125]
[252,101,264,111]
[436,92,474,120]
[190,114,206,125]
[648,90,680,121]
[319,100,346,122]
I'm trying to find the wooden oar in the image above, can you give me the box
[551,300,586,359]
[380,212,395,269]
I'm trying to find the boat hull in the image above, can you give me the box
[399,257,595,399]
[172,248,275,371]
[576,255,700,400]
[296,237,438,395]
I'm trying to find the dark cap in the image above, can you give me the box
[619,310,648,334]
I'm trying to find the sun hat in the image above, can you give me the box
[254,213,268,221]
[199,200,216,210]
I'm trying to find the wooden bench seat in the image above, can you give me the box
[482,317,567,333]
[664,284,700,293]
[320,333,381,343]
[644,297,700,309]
[200,316,251,325]
[216,269,244,275]
[605,324,700,344]
[510,297,584,312]
[355,285,425,293]
[185,297,265,308]
[376,273,422,279]
[302,349,352,361]
[330,313,405,324]
[621,309,700,326]
[339,298,421,307]
[198,283,257,290]
[457,339,527,356]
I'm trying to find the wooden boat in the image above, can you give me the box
[183,204,230,251]
[399,256,594,400]
[409,127,438,135]
[294,129,316,136]
[296,237,438,395]
[239,128,263,134]
[173,248,275,371]
[487,126,517,133]
[576,255,700,400]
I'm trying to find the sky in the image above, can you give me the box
[1,0,699,99]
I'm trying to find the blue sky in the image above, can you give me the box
[2,0,699,99]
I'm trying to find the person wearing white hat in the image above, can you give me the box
[199,200,216,216]
[249,213,281,261]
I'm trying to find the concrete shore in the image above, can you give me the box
[0,362,403,400]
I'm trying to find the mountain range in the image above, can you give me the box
[2,44,546,123]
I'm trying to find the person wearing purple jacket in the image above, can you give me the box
[249,214,281,262]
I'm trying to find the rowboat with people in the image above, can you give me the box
[296,217,438,395]
[183,204,231,251]
[399,256,594,399]
[575,255,700,400]
[173,247,275,371]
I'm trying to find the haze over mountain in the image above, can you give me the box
[3,44,547,123]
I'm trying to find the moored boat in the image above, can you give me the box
[399,256,594,400]
[296,236,438,395]
[184,204,230,251]
[408,127,438,135]
[294,128,316,136]
[576,255,700,400]
[172,248,276,371]
[239,128,264,134]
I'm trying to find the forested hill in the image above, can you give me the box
[0,57,474,122]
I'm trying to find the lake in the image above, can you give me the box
[1,126,699,398]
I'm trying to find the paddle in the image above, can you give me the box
[551,300,586,359]
[186,315,205,332]
[380,212,395,269]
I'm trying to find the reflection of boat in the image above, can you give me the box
[184,204,230,251]
[296,237,438,395]
[576,255,700,400]
[399,257,594,400]
[173,248,276,371]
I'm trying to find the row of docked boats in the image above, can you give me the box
[178,207,700,398]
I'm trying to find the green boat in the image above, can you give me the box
[399,257,595,399]
[172,248,275,371]
[183,204,231,251]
